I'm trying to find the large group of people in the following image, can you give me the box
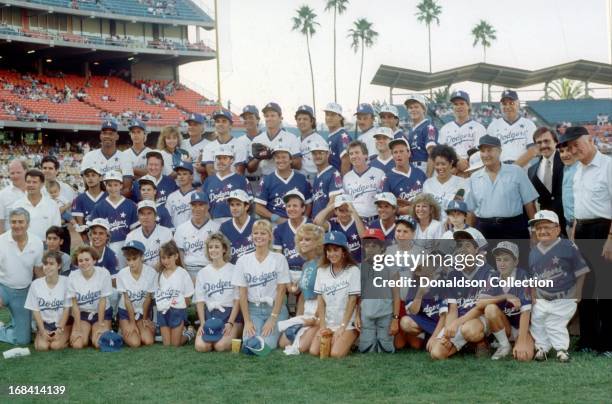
[0,88,609,362]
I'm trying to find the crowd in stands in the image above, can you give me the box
[138,0,178,16]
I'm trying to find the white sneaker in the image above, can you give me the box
[556,350,570,363]
[491,344,511,360]
[535,348,548,361]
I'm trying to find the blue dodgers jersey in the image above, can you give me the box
[131,175,178,206]
[367,219,396,244]
[219,217,255,264]
[405,283,446,322]
[528,239,589,296]
[156,203,174,229]
[382,167,426,202]
[273,219,310,269]
[482,267,532,328]
[202,173,251,219]
[328,217,362,263]
[446,264,495,316]
[298,259,318,300]
[254,170,312,218]
[311,166,343,219]
[90,198,138,243]
[369,156,395,174]
[403,119,438,163]
[328,128,351,171]
[72,191,107,222]
[96,247,119,277]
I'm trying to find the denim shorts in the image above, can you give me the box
[157,307,187,328]
[79,308,113,324]
[205,307,243,324]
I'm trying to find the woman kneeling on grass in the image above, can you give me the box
[25,251,72,351]
[234,220,290,350]
[310,231,360,358]
[155,240,195,347]
[68,246,113,349]
[116,240,156,347]
[194,233,243,352]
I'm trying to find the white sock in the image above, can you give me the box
[451,329,467,350]
[493,330,510,347]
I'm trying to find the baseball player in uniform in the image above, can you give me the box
[384,138,427,215]
[124,119,152,178]
[272,189,310,278]
[181,113,210,187]
[309,141,343,220]
[125,200,173,267]
[324,102,352,175]
[370,127,395,174]
[219,189,255,264]
[164,161,196,229]
[295,105,326,185]
[355,103,378,158]
[400,94,438,176]
[237,105,262,194]
[130,151,178,207]
[379,104,406,139]
[201,110,247,176]
[368,192,398,243]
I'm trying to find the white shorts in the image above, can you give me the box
[289,269,302,284]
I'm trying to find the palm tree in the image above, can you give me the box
[292,5,320,115]
[546,79,585,100]
[325,0,349,102]
[348,18,378,107]
[471,20,497,101]
[415,0,442,97]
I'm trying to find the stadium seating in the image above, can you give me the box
[526,99,612,126]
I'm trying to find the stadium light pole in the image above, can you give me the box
[214,0,222,109]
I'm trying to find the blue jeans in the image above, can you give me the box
[245,302,288,349]
[0,283,32,345]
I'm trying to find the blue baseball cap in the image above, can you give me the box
[202,318,224,342]
[395,215,417,230]
[190,191,207,204]
[128,119,146,132]
[324,231,349,249]
[295,105,314,118]
[262,102,282,115]
[186,113,205,124]
[478,134,502,149]
[174,160,194,174]
[285,324,303,342]
[101,119,118,131]
[212,110,233,124]
[450,90,470,104]
[99,331,123,352]
[121,240,146,254]
[240,105,260,119]
[500,90,519,101]
[243,336,272,356]
[354,103,375,116]
[445,200,468,214]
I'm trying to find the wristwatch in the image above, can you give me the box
[392,314,399,320]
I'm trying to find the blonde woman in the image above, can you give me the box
[156,125,190,177]
[410,193,444,251]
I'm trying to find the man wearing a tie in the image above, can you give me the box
[528,127,566,235]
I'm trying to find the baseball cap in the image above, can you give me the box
[80,164,102,176]
[99,331,123,352]
[202,318,224,343]
[374,126,394,140]
[295,105,314,118]
[453,227,487,249]
[145,150,164,162]
[128,119,146,132]
[227,189,251,203]
[361,228,385,241]
[465,151,484,173]
[323,102,343,117]
[137,199,157,213]
[262,102,282,115]
[379,104,399,118]
[500,90,519,101]
[396,215,417,230]
[272,144,292,155]
[528,210,559,227]
[374,192,397,207]
[186,113,205,124]
[243,336,272,356]
[101,119,118,131]
[284,324,303,343]
[173,161,194,173]
[309,141,329,153]
[556,126,589,147]
[389,137,410,150]
[354,103,375,116]
[214,144,235,158]
[334,194,352,208]
[212,110,233,124]
[492,241,519,260]
[283,188,305,204]
[138,175,158,188]
[240,105,260,119]
[450,90,470,104]
[404,94,428,110]
[88,217,111,233]
[190,191,207,204]
[445,200,468,214]
[478,134,502,149]
[103,170,123,183]
[324,231,349,249]
[122,240,146,254]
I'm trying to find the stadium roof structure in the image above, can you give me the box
[371,60,612,91]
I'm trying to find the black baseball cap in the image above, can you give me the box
[556,126,589,148]
[478,134,501,149]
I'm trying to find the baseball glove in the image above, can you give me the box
[251,143,272,160]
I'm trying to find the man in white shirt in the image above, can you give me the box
[11,169,61,240]
[40,155,76,208]
[181,113,210,187]
[0,159,27,233]
[0,207,44,345]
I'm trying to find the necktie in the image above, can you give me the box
[543,159,553,193]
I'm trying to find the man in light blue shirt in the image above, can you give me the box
[466,135,538,240]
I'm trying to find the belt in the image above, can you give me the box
[246,176,261,182]
[537,290,574,301]
[576,218,611,225]
[477,215,523,224]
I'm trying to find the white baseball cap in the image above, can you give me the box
[379,104,399,118]
[87,217,110,233]
[492,241,519,260]
[309,141,329,153]
[374,126,394,139]
[374,192,397,207]
[453,227,487,249]
[528,210,559,227]
[466,151,484,173]
[334,194,353,208]
[214,144,234,158]
[80,164,102,176]
[404,94,428,111]
[227,189,251,203]
[272,144,292,155]
[283,188,305,204]
[137,199,157,213]
[323,102,343,117]
[103,170,123,183]
[138,175,158,188]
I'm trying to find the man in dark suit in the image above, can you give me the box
[528,127,566,235]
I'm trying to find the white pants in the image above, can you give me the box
[530,299,576,351]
